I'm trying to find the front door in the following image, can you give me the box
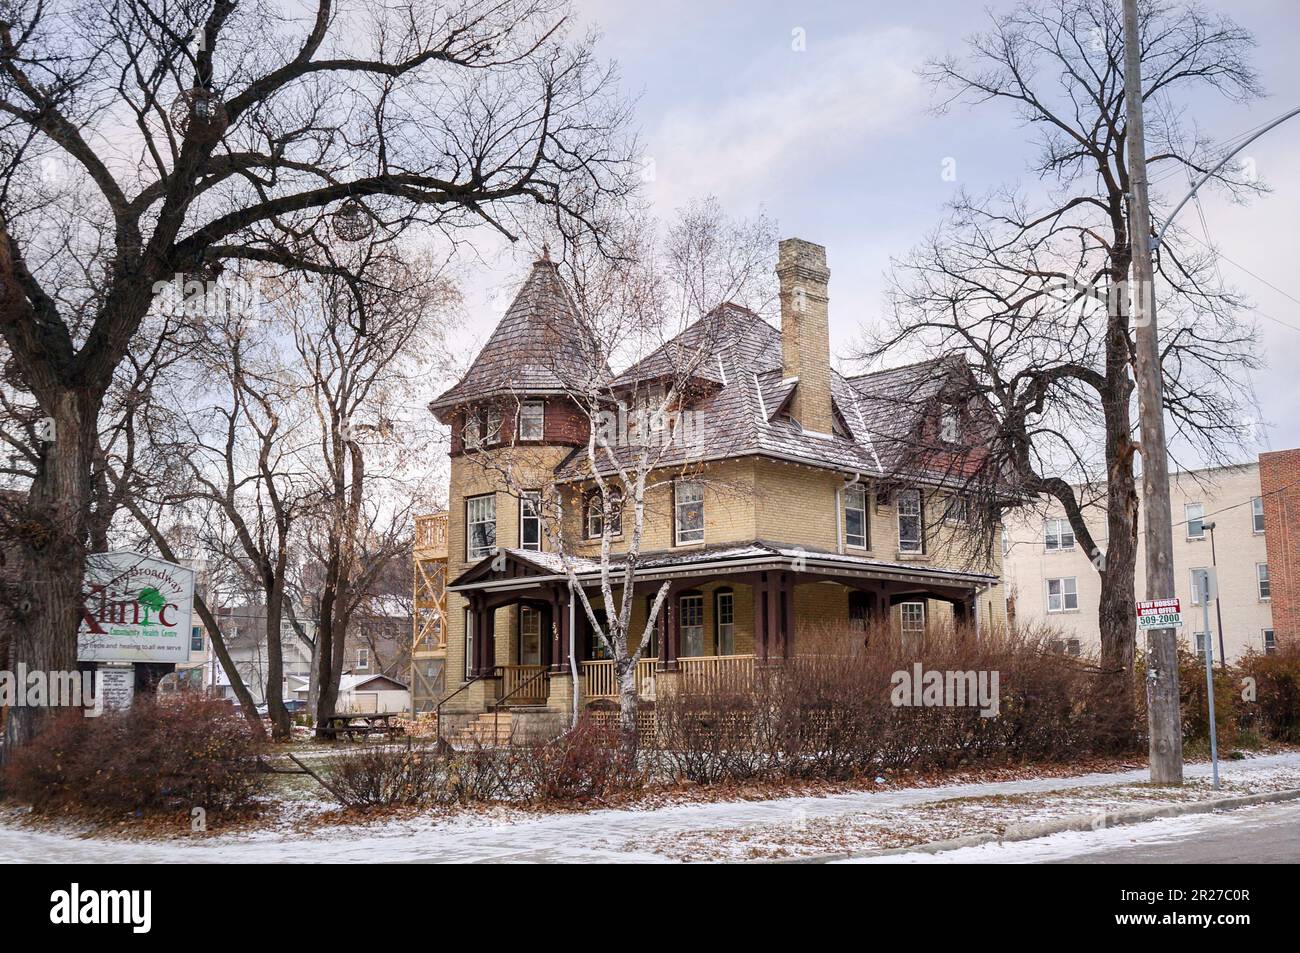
[519,606,543,665]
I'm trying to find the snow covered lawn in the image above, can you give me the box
[2,752,1297,863]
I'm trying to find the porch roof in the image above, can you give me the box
[447,541,1000,595]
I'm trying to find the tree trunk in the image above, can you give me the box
[616,654,638,738]
[2,389,96,758]
[263,580,292,740]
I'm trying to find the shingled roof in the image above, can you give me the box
[556,306,940,480]
[430,254,610,415]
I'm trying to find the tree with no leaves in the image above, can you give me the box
[0,0,634,750]
[862,0,1264,733]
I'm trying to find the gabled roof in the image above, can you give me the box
[430,254,610,414]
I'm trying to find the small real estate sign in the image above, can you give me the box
[77,551,196,663]
[1136,597,1184,630]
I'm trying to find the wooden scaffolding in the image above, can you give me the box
[411,512,449,712]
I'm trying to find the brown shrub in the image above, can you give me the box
[1238,639,1300,744]
[2,693,265,814]
[323,743,443,808]
[517,717,645,802]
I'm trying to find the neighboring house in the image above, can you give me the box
[210,604,316,705]
[292,673,410,714]
[428,238,1007,736]
[1003,459,1281,661]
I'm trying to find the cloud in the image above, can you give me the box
[645,27,931,207]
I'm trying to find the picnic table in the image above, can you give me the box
[319,711,406,741]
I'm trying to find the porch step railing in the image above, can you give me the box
[499,664,549,705]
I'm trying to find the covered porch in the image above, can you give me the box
[447,543,1001,713]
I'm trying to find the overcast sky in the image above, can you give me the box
[447,0,1300,464]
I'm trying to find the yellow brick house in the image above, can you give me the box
[429,238,1007,739]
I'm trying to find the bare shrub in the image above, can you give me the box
[1239,639,1300,744]
[323,744,443,808]
[1,693,265,814]
[517,718,646,802]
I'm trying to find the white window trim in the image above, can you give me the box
[1257,562,1271,601]
[357,647,370,670]
[519,491,542,551]
[1190,567,1208,606]
[1252,496,1266,534]
[843,484,868,549]
[674,482,705,546]
[464,608,474,681]
[1046,576,1078,613]
[518,401,545,442]
[466,493,497,561]
[1044,518,1075,552]
[1185,503,1205,540]
[897,489,923,555]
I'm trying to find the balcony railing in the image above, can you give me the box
[415,512,448,556]
[679,654,756,694]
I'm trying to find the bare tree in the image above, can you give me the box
[0,0,634,748]
[461,199,776,732]
[860,0,1263,728]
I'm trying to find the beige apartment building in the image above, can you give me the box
[428,237,1008,740]
[1003,462,1275,661]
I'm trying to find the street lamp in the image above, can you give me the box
[1203,521,1227,669]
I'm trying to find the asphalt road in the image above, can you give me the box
[1049,800,1300,864]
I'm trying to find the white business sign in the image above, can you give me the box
[97,667,136,710]
[78,551,195,663]
[1136,597,1183,630]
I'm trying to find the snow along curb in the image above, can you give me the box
[773,787,1300,864]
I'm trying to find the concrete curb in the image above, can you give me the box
[776,786,1300,864]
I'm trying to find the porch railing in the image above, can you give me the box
[581,658,658,701]
[679,654,756,695]
[499,664,549,705]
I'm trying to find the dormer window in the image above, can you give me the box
[518,401,545,441]
[939,405,960,444]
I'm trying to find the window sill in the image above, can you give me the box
[895,551,930,562]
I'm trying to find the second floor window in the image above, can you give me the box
[466,494,496,560]
[844,484,868,549]
[463,407,501,449]
[1185,502,1205,539]
[1044,518,1074,551]
[518,401,545,441]
[1258,563,1271,600]
[190,626,204,653]
[1252,496,1265,533]
[1265,629,1276,654]
[897,489,923,554]
[943,494,969,524]
[357,647,370,670]
[1046,577,1078,612]
[586,487,624,539]
[675,482,704,545]
[520,491,541,551]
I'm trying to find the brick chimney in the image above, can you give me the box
[776,238,834,435]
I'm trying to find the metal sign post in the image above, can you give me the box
[1196,568,1221,790]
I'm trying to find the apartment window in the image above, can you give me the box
[1046,577,1078,613]
[1190,568,1208,605]
[1264,629,1276,654]
[1185,502,1205,539]
[519,606,542,665]
[1044,518,1074,551]
[466,493,497,560]
[679,593,704,657]
[1257,563,1271,600]
[715,589,735,655]
[1193,632,1208,659]
[900,602,925,654]
[357,647,370,670]
[519,491,542,551]
[843,484,868,549]
[585,488,623,539]
[190,625,204,653]
[1252,496,1265,534]
[464,608,474,680]
[674,482,705,545]
[518,401,545,441]
[943,494,969,524]
[1048,638,1081,657]
[897,489,924,554]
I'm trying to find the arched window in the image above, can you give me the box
[585,487,624,539]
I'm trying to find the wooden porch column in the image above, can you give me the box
[779,571,796,659]
[548,585,572,674]
[752,572,769,663]
[476,600,496,674]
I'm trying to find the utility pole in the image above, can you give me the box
[1122,0,1182,785]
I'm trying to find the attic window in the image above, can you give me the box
[939,405,960,444]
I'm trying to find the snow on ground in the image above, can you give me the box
[1,752,1297,863]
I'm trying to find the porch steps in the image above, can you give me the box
[449,711,513,748]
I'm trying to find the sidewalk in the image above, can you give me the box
[1,752,1298,863]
